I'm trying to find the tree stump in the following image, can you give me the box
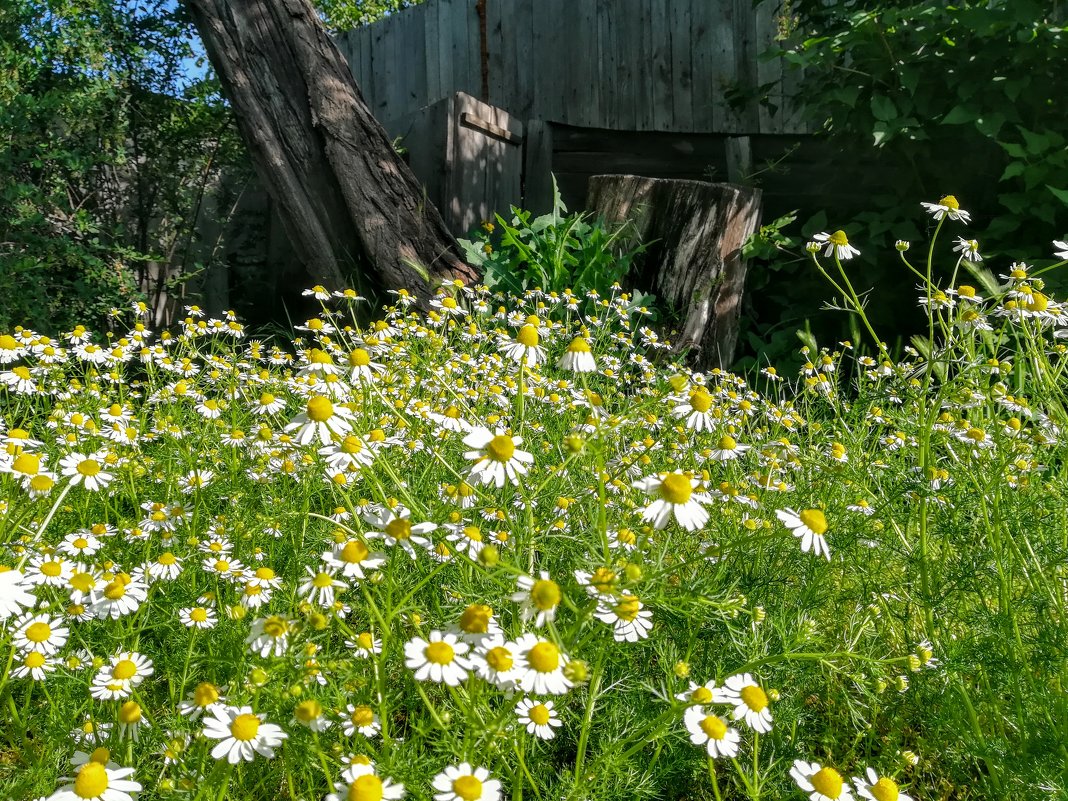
[586,175,761,370]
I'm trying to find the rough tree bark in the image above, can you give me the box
[587,176,761,370]
[183,0,478,296]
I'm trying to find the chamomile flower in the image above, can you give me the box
[299,564,348,607]
[558,336,596,372]
[921,194,971,223]
[91,574,148,620]
[47,760,141,801]
[853,767,913,801]
[515,698,562,740]
[675,680,718,705]
[323,537,386,580]
[12,650,56,681]
[813,230,861,260]
[293,699,331,732]
[432,763,500,801]
[59,451,115,492]
[202,705,288,764]
[791,760,854,801]
[683,706,741,758]
[12,612,69,655]
[286,394,355,445]
[178,682,226,720]
[246,615,292,657]
[463,427,534,488]
[511,572,561,627]
[1055,240,1068,259]
[404,630,471,686]
[326,763,404,801]
[595,592,653,642]
[953,237,982,264]
[633,472,711,531]
[116,700,150,741]
[90,652,154,701]
[363,505,437,560]
[776,507,831,560]
[341,704,381,738]
[715,673,773,733]
[179,604,218,630]
[673,386,718,431]
[499,324,545,367]
[514,633,572,695]
[470,635,520,689]
[706,433,750,461]
[346,631,383,658]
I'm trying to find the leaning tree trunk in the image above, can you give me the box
[587,176,761,370]
[184,0,478,296]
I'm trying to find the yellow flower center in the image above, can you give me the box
[613,595,641,621]
[0,334,19,351]
[385,518,412,540]
[453,776,483,801]
[486,646,513,672]
[700,714,728,740]
[530,579,561,610]
[349,348,371,367]
[1026,292,1049,312]
[460,604,492,633]
[356,632,375,650]
[348,774,384,801]
[25,652,46,669]
[340,435,364,454]
[312,572,334,588]
[658,473,693,504]
[965,427,986,442]
[77,459,101,477]
[190,608,209,623]
[73,537,89,549]
[13,365,31,380]
[118,701,142,724]
[567,337,591,353]
[295,699,323,723]
[957,284,976,298]
[441,297,458,309]
[717,435,737,450]
[829,230,849,246]
[230,713,261,741]
[263,617,288,638]
[425,641,455,665]
[869,777,900,801]
[158,552,177,565]
[516,324,539,348]
[528,704,551,725]
[194,682,220,707]
[89,747,110,764]
[590,567,616,593]
[486,435,515,462]
[259,392,276,406]
[40,560,62,577]
[308,348,333,365]
[939,194,959,210]
[739,684,768,712]
[340,540,369,563]
[690,389,713,413]
[255,567,275,581]
[690,686,713,704]
[102,580,126,600]
[306,395,334,422]
[25,621,51,643]
[73,761,109,799]
[811,767,844,799]
[350,705,375,727]
[798,509,828,535]
[13,452,41,475]
[527,641,560,673]
[462,525,483,542]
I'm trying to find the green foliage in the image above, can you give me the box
[0,0,245,333]
[458,180,652,303]
[739,0,1068,370]
[315,0,426,31]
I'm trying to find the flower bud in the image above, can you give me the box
[563,659,589,684]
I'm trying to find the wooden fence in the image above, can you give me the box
[335,0,807,136]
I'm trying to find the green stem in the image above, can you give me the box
[573,652,606,784]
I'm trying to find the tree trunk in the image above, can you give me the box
[587,175,761,370]
[183,0,478,297]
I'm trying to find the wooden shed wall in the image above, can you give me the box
[335,0,807,136]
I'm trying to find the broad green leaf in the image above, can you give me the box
[942,105,978,125]
[870,94,897,122]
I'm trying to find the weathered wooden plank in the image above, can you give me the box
[485,0,507,108]
[405,4,429,111]
[669,0,694,132]
[370,15,390,119]
[452,0,479,98]
[523,119,555,214]
[733,0,761,134]
[649,0,674,131]
[689,0,715,131]
[510,0,534,119]
[755,0,782,134]
[423,0,442,101]
[595,0,619,128]
[568,0,599,128]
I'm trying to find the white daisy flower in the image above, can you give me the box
[59,450,115,491]
[470,635,520,689]
[363,504,437,560]
[853,767,913,801]
[791,759,854,801]
[514,633,572,695]
[558,336,596,373]
[921,194,971,223]
[683,706,741,759]
[326,763,404,801]
[675,680,718,705]
[90,573,148,620]
[953,237,982,264]
[595,592,653,642]
[341,704,381,738]
[0,568,37,621]
[812,230,861,260]
[515,698,562,740]
[404,630,471,686]
[11,612,69,655]
[298,564,348,607]
[178,682,226,720]
[714,673,773,733]
[776,507,831,560]
[432,762,501,801]
[672,386,718,431]
[511,572,561,627]
[202,705,288,764]
[463,427,534,488]
[322,538,387,580]
[706,433,750,461]
[1054,240,1068,259]
[12,650,56,681]
[246,615,292,658]
[47,760,142,801]
[499,324,545,367]
[90,652,154,701]
[345,631,383,658]
[632,472,711,531]
[285,394,355,445]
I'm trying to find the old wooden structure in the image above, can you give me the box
[334,0,809,233]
